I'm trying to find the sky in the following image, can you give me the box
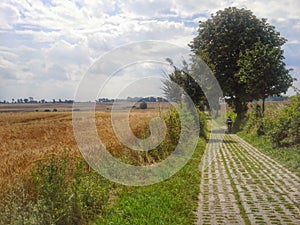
[0,0,300,101]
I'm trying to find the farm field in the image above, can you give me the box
[0,102,205,225]
[0,102,170,113]
[0,103,169,189]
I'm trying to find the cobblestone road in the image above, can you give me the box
[197,132,300,225]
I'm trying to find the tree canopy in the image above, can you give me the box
[189,7,293,119]
[237,41,293,113]
[162,57,222,112]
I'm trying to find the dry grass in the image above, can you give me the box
[0,105,168,192]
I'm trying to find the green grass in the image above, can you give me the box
[237,131,300,177]
[93,138,206,225]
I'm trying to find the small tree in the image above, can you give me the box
[162,59,208,110]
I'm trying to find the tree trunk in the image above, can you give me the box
[234,99,248,131]
[262,98,265,115]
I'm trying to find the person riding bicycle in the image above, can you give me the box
[227,116,233,133]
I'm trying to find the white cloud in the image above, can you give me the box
[1,78,77,100]
[170,0,222,17]
[0,49,18,67]
[0,3,20,29]
[0,0,299,100]
[46,40,91,65]
[120,0,172,18]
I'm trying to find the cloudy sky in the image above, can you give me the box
[1,0,299,101]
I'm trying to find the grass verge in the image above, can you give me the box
[237,131,300,177]
[93,138,206,225]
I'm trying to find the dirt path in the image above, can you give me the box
[197,132,300,225]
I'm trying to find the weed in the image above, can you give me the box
[0,154,114,225]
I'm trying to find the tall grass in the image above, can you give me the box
[0,154,114,225]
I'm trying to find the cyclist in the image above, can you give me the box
[226,116,233,133]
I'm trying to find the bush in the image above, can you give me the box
[197,109,208,140]
[128,104,207,164]
[265,94,300,147]
[133,108,181,163]
[139,101,147,109]
[243,95,300,147]
[244,104,265,136]
[0,154,113,225]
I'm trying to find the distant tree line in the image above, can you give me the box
[0,97,74,104]
[97,97,168,103]
[0,96,170,104]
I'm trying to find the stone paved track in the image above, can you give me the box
[197,132,300,225]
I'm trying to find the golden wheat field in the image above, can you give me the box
[0,103,169,190]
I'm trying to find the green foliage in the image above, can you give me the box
[33,155,70,224]
[94,138,207,225]
[0,177,37,225]
[141,108,181,163]
[227,110,237,122]
[132,105,207,164]
[238,42,293,102]
[244,104,265,136]
[197,109,208,139]
[265,95,300,147]
[243,95,300,147]
[162,60,207,108]
[190,7,291,118]
[0,154,113,225]
[139,101,147,109]
[161,105,208,148]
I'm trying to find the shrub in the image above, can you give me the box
[265,94,300,147]
[158,104,204,151]
[243,95,300,147]
[197,109,208,140]
[0,154,113,225]
[244,104,265,136]
[129,104,207,164]
[139,101,147,109]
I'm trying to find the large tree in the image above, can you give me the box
[190,7,292,119]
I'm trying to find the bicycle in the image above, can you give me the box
[226,116,233,134]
